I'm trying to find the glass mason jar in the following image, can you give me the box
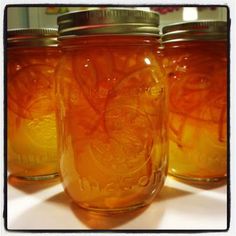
[7,28,60,181]
[162,21,228,182]
[56,8,168,212]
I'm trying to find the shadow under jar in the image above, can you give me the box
[162,21,228,182]
[56,8,168,213]
[7,29,60,181]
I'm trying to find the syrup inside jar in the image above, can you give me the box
[163,40,227,181]
[7,29,60,181]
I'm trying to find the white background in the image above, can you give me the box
[7,176,227,230]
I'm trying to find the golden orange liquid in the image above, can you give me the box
[56,36,168,211]
[163,41,227,181]
[7,47,60,179]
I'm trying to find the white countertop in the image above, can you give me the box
[7,176,227,230]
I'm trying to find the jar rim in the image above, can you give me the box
[57,8,160,39]
[7,28,58,48]
[162,20,227,43]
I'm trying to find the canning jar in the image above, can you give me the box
[162,21,228,182]
[7,28,60,181]
[56,8,168,212]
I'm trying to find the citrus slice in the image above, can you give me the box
[72,49,118,114]
[8,64,55,119]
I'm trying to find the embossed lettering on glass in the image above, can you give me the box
[56,8,168,212]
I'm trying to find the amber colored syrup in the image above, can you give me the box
[163,41,227,180]
[56,36,168,211]
[7,48,60,178]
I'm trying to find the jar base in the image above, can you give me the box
[169,171,227,185]
[72,199,151,215]
[8,172,60,183]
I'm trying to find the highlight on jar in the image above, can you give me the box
[7,29,61,182]
[161,21,228,183]
[55,8,168,213]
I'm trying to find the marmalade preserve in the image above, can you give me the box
[162,21,227,182]
[7,29,60,181]
[56,9,168,212]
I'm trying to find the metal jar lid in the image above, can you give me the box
[162,21,227,43]
[7,28,58,48]
[57,8,160,39]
